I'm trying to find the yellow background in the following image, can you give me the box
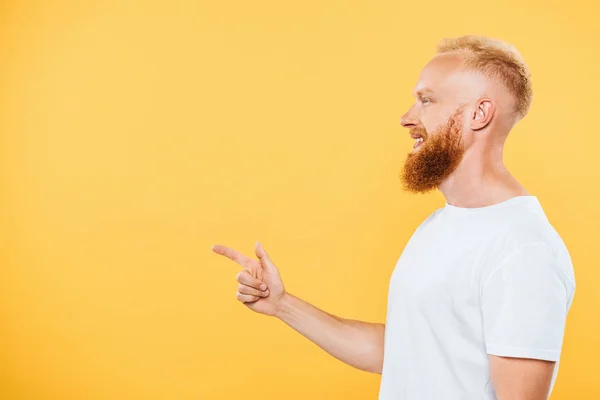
[1,1,598,399]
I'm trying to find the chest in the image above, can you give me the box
[387,222,489,319]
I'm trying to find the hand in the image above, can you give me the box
[211,241,286,316]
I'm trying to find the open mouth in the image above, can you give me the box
[412,135,425,150]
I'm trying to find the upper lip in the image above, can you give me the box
[410,133,424,139]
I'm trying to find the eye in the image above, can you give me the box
[421,97,431,105]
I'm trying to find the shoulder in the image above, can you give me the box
[489,200,571,262]
[479,203,576,298]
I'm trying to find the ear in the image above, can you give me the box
[470,98,495,131]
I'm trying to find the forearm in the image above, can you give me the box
[274,292,385,374]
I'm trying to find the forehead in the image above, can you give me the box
[413,52,471,97]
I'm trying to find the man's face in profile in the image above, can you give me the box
[400,54,470,193]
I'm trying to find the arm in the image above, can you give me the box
[275,292,385,374]
[489,355,555,400]
[481,243,576,399]
[212,241,385,374]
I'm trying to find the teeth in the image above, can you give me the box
[415,137,424,143]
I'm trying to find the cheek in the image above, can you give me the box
[419,110,445,136]
[422,120,442,138]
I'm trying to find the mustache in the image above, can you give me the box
[409,126,428,140]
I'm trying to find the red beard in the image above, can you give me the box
[401,108,466,193]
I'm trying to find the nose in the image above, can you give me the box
[400,105,418,128]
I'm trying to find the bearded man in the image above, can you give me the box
[212,35,575,400]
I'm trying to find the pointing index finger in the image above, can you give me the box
[212,244,252,269]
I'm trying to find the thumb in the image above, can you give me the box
[255,241,277,272]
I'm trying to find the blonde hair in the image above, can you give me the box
[437,35,533,120]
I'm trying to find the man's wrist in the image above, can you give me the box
[274,292,292,320]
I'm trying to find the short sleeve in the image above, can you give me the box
[481,243,574,361]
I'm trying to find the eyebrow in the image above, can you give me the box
[414,88,435,98]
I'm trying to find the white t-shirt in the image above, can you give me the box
[378,196,576,400]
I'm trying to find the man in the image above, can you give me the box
[211,35,576,399]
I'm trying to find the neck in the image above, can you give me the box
[438,141,530,208]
